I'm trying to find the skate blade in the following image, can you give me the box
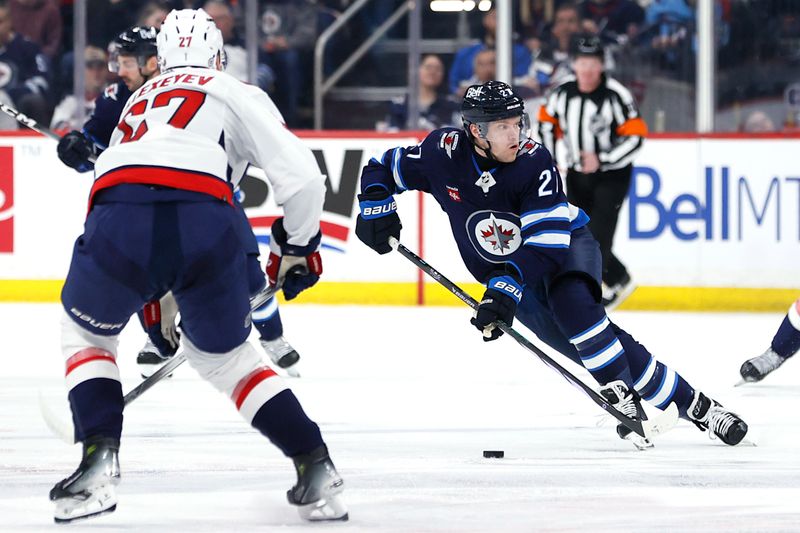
[54,504,117,524]
[54,485,117,524]
[297,494,348,522]
[641,402,679,440]
[283,366,301,378]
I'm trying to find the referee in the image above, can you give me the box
[537,33,647,310]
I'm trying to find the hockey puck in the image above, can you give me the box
[482,450,504,458]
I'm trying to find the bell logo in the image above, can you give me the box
[0,147,13,253]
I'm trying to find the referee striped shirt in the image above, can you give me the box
[537,74,647,172]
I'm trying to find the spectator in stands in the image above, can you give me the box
[518,2,582,98]
[138,1,170,29]
[578,0,644,44]
[50,46,107,131]
[742,110,776,133]
[643,0,694,74]
[449,8,531,95]
[86,0,138,50]
[259,0,319,127]
[0,0,50,126]
[204,0,275,91]
[8,0,61,61]
[386,54,458,131]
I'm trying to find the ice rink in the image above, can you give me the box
[1,302,799,532]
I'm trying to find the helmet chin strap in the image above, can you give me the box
[476,138,498,162]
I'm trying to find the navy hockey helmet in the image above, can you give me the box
[570,33,604,59]
[108,26,158,71]
[461,80,528,143]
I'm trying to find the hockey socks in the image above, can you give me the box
[772,299,800,359]
[252,296,283,341]
[68,378,124,443]
[251,389,324,457]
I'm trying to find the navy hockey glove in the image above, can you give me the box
[266,217,323,300]
[57,130,95,172]
[470,268,523,342]
[355,187,401,255]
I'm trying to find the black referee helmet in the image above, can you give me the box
[570,33,604,59]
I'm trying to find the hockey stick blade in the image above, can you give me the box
[389,237,674,441]
[42,285,280,444]
[642,402,679,440]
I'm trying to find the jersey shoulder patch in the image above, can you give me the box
[103,83,119,101]
[517,138,541,157]
[437,129,461,159]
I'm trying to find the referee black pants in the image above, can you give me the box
[566,164,632,287]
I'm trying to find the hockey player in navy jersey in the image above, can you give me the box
[55,25,303,377]
[740,298,800,382]
[49,9,346,523]
[356,80,748,448]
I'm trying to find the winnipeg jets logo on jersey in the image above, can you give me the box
[466,211,522,262]
[475,171,496,194]
[438,131,459,159]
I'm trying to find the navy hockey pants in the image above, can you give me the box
[62,198,251,354]
[514,226,695,415]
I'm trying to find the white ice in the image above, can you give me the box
[1,303,799,532]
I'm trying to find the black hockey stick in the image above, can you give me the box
[388,237,678,440]
[0,101,61,140]
[40,284,281,444]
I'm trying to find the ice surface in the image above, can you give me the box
[1,303,799,532]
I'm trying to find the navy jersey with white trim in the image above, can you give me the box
[360,127,590,286]
[83,81,132,150]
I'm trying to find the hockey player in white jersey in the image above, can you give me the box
[50,9,346,523]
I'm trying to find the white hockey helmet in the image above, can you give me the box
[157,8,225,72]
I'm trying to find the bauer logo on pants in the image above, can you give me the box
[0,146,13,253]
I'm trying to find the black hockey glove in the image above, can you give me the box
[355,187,401,254]
[470,268,524,342]
[57,130,95,173]
[266,217,323,300]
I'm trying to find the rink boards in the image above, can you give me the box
[0,131,797,310]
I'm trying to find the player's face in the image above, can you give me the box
[482,116,522,163]
[117,55,146,91]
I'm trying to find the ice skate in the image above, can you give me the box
[600,380,653,450]
[739,347,786,383]
[50,436,120,524]
[602,273,635,311]
[688,392,748,445]
[287,445,348,521]
[260,336,300,377]
[137,338,173,378]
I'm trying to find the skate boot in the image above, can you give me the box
[50,436,120,524]
[137,339,173,378]
[600,380,653,450]
[740,347,786,383]
[260,336,300,377]
[688,392,748,445]
[602,273,635,311]
[287,445,348,521]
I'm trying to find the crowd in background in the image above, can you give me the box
[0,0,798,132]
